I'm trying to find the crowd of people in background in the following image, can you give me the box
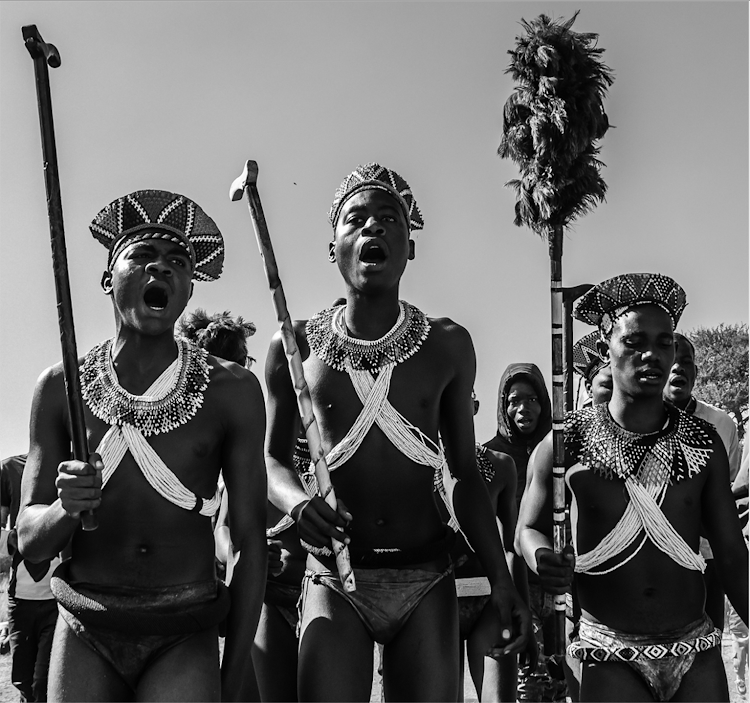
[0,165,747,702]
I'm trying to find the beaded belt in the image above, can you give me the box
[568,627,721,662]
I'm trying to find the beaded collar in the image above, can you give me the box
[475,444,496,484]
[565,403,713,485]
[81,338,210,436]
[306,300,430,372]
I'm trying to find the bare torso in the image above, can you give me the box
[52,355,237,588]
[568,459,709,632]
[299,319,453,553]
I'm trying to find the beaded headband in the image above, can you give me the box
[90,190,225,282]
[574,273,687,336]
[328,163,424,232]
[572,330,609,382]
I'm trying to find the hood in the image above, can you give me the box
[495,362,552,449]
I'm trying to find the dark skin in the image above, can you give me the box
[586,365,612,406]
[506,381,542,436]
[265,189,531,701]
[517,304,748,701]
[663,335,697,410]
[449,442,530,703]
[18,238,267,702]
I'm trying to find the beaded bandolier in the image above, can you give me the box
[565,403,713,574]
[81,337,221,516]
[304,300,466,539]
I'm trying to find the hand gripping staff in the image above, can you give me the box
[22,25,97,531]
[230,161,355,592]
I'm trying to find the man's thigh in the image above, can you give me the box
[580,661,654,702]
[136,626,220,703]
[672,647,729,703]
[383,574,459,702]
[297,577,374,702]
[252,602,299,702]
[47,615,133,702]
[32,600,59,702]
[8,599,36,698]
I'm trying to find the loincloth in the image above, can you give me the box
[568,614,721,701]
[50,561,230,690]
[264,578,301,635]
[302,556,453,645]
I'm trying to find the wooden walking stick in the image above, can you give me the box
[230,160,355,592]
[499,12,613,654]
[23,25,97,531]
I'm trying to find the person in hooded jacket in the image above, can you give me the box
[484,363,552,510]
[484,363,565,701]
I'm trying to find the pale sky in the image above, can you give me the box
[1,1,747,457]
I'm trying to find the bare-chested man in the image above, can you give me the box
[517,272,748,702]
[17,190,267,702]
[265,163,532,701]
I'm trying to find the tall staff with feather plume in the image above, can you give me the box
[498,12,613,655]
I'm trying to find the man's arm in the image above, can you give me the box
[264,329,349,550]
[515,434,574,593]
[439,322,531,656]
[489,451,529,603]
[218,368,268,701]
[701,434,748,625]
[17,365,102,562]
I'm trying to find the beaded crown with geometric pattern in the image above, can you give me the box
[572,330,608,382]
[90,190,224,282]
[328,163,424,232]
[573,273,687,335]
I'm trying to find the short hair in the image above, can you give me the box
[177,309,256,366]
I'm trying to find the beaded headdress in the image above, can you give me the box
[574,273,687,336]
[572,330,609,382]
[328,163,424,232]
[90,190,225,282]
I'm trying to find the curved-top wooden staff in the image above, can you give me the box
[23,25,97,531]
[231,161,355,592]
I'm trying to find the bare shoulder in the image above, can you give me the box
[426,315,473,356]
[486,448,516,476]
[206,354,263,413]
[31,360,70,415]
[267,319,310,363]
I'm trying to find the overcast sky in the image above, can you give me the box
[1,1,747,456]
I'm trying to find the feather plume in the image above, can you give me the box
[499,11,614,239]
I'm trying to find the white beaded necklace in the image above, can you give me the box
[81,338,220,517]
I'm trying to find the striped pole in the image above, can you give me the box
[549,226,566,655]
[231,161,356,592]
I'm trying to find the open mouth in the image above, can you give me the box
[669,376,687,388]
[360,242,387,264]
[143,286,169,311]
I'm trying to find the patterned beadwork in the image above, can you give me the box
[572,330,608,381]
[90,190,224,282]
[565,404,714,485]
[475,444,496,484]
[573,273,687,334]
[81,338,210,436]
[568,628,722,662]
[328,163,424,231]
[306,301,430,373]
